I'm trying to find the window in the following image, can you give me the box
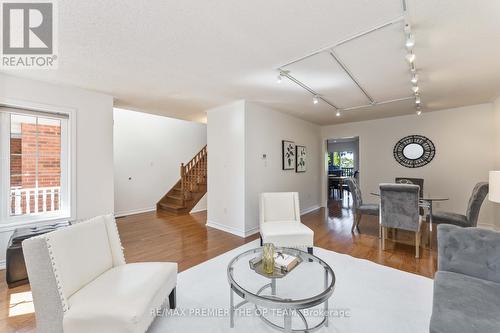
[1,107,70,223]
[329,151,354,168]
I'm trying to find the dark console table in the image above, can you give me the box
[6,222,70,288]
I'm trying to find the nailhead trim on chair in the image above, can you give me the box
[111,217,127,264]
[45,235,69,312]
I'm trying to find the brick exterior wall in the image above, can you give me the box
[10,137,22,186]
[10,123,61,214]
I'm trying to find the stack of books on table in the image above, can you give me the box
[274,252,299,272]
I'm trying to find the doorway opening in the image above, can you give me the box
[326,137,359,217]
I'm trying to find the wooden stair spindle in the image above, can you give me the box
[180,163,185,206]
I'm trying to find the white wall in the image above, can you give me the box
[492,96,500,228]
[245,102,322,232]
[206,100,322,236]
[321,103,496,228]
[0,73,114,267]
[206,101,247,236]
[113,108,207,216]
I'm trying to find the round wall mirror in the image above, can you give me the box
[402,143,424,160]
[393,135,435,168]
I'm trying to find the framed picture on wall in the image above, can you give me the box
[296,145,306,172]
[282,140,295,170]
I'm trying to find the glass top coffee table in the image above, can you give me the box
[227,247,335,332]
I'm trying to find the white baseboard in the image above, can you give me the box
[190,208,207,214]
[244,226,260,237]
[206,204,320,239]
[114,207,156,218]
[206,220,259,238]
[301,204,321,215]
[115,206,207,217]
[0,259,5,270]
[115,203,319,220]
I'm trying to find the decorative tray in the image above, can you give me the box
[249,254,302,279]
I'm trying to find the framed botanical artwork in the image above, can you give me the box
[295,145,306,172]
[282,140,295,170]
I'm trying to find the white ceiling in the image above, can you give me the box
[4,0,500,125]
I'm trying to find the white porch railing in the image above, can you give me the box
[10,186,61,215]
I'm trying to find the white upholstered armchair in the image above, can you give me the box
[22,214,177,333]
[259,192,314,254]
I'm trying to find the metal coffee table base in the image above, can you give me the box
[230,275,330,333]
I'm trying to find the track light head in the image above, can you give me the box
[416,109,422,116]
[406,34,415,49]
[313,95,319,104]
[406,53,416,63]
[415,95,421,104]
[412,85,419,93]
[336,110,341,117]
[277,74,282,84]
[411,74,418,84]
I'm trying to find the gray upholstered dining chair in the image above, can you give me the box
[395,177,424,214]
[395,177,424,193]
[346,178,379,233]
[430,182,489,227]
[380,183,422,258]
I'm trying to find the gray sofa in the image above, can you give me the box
[430,224,500,333]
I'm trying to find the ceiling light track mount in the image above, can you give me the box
[340,96,414,111]
[279,71,339,109]
[276,0,422,117]
[279,16,406,69]
[328,50,375,104]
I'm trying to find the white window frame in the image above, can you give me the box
[0,98,76,228]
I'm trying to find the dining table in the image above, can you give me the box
[328,175,350,199]
[370,192,449,248]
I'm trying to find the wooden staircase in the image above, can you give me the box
[157,145,207,214]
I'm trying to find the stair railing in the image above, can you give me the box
[180,145,207,205]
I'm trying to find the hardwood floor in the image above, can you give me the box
[0,198,437,333]
[118,210,259,272]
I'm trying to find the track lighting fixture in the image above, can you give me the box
[405,21,423,117]
[270,16,423,117]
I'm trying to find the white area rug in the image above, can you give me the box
[149,240,433,332]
